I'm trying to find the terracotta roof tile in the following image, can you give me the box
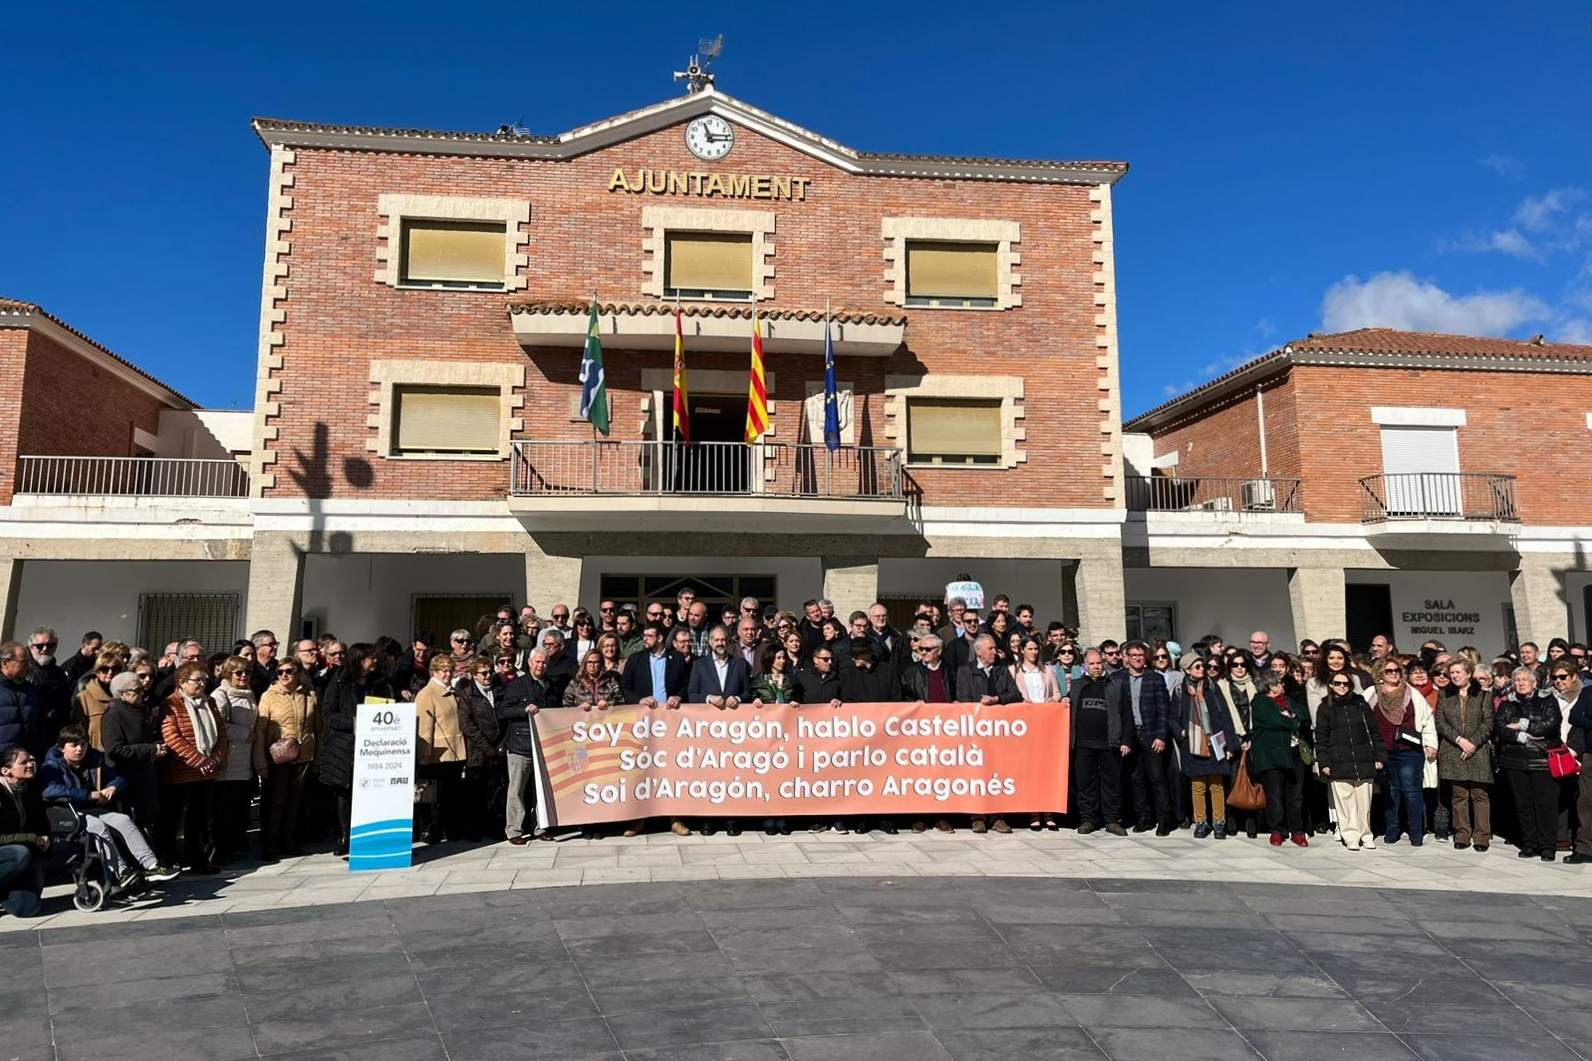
[1291,326,1592,360]
[0,298,198,407]
[252,116,559,145]
[508,298,906,327]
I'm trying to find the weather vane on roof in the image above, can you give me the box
[674,35,723,95]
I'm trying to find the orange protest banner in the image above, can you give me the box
[530,701,1069,827]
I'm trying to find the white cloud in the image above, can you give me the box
[1321,271,1549,335]
[1479,154,1525,180]
[1448,228,1541,260]
[1556,318,1592,345]
[1514,188,1585,232]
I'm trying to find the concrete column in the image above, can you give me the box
[1074,551,1126,644]
[525,541,582,617]
[243,535,305,642]
[1510,561,1568,647]
[1288,567,1347,644]
[821,557,879,614]
[0,557,21,642]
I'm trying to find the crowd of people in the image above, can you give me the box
[3,577,1591,918]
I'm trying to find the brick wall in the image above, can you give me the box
[1149,372,1300,481]
[261,119,1113,506]
[0,329,168,503]
[1146,363,1592,524]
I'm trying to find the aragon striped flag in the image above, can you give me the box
[744,308,769,444]
[672,306,690,442]
[578,297,610,436]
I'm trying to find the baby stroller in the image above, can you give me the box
[45,803,139,912]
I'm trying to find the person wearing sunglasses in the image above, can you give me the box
[1546,662,1591,859]
[1172,653,1237,839]
[1315,670,1383,850]
[1560,663,1592,864]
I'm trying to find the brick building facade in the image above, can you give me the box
[1123,328,1592,652]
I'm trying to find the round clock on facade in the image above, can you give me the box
[685,115,735,161]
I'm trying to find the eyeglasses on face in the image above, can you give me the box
[1553,674,1575,683]
[1381,668,1402,676]
[1329,680,1352,689]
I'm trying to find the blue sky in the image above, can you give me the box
[2,4,1588,415]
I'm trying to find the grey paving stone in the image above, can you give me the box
[588,973,750,1016]
[246,973,424,1020]
[738,971,893,1004]
[563,925,722,961]
[1084,1027,1254,1061]
[52,995,248,1042]
[935,1026,1107,1061]
[1058,993,1228,1029]
[0,1014,53,1050]
[1401,1034,1581,1061]
[1002,925,1162,967]
[623,1041,791,1061]
[255,1033,450,1061]
[1210,996,1384,1032]
[1179,970,1347,999]
[886,967,1047,996]
[863,939,1018,972]
[48,969,241,1015]
[782,1030,955,1061]
[578,949,740,987]
[1027,963,1193,998]
[444,1016,622,1061]
[251,1001,437,1056]
[604,1000,774,1051]
[759,995,925,1036]
[229,931,405,968]
[56,1023,257,1061]
[906,990,1077,1031]
[235,952,397,993]
[1241,1030,1418,1060]
[428,981,599,1033]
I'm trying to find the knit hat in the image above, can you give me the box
[1178,652,1205,675]
[1163,640,1183,658]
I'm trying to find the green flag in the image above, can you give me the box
[578,299,610,435]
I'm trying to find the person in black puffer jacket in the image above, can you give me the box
[317,644,394,857]
[1315,678,1383,850]
[1494,666,1564,861]
[0,643,40,756]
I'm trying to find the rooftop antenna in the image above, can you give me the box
[674,34,723,95]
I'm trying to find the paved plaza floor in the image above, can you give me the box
[5,831,1592,1060]
[5,870,1592,1061]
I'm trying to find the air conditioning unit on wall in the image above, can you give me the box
[1242,479,1276,511]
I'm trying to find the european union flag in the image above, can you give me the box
[822,314,841,451]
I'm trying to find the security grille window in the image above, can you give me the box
[393,386,501,456]
[906,398,1002,465]
[905,241,998,307]
[1125,603,1176,644]
[138,592,240,656]
[399,219,507,289]
[664,232,754,300]
[413,594,511,646]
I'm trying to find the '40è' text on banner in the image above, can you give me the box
[529,701,1069,828]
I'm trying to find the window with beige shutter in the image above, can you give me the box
[905,241,999,307]
[392,386,501,455]
[665,231,754,299]
[906,398,1003,464]
[399,220,507,288]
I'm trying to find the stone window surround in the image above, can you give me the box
[881,216,1022,311]
[374,194,531,291]
[367,359,525,460]
[884,373,1025,469]
[641,205,776,301]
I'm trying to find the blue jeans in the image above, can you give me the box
[1384,748,1425,845]
[0,843,43,917]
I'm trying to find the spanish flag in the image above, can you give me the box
[744,309,769,444]
[672,306,690,442]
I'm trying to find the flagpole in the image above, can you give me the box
[591,291,599,491]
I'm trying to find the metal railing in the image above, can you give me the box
[1359,473,1518,523]
[510,440,904,500]
[1124,475,1302,514]
[15,456,251,498]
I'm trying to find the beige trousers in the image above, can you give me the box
[1330,779,1374,846]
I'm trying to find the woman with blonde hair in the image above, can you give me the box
[158,662,228,873]
[209,655,260,860]
[1364,657,1438,846]
[416,654,466,844]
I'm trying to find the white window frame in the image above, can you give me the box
[374,194,530,292]
[882,217,1021,311]
[367,360,524,461]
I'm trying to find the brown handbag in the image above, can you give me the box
[1226,748,1267,811]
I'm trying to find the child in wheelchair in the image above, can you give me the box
[41,725,179,906]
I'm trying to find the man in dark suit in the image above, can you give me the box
[955,633,1022,835]
[687,626,751,705]
[1113,640,1175,835]
[686,626,751,837]
[496,649,553,844]
[943,610,982,677]
[620,623,688,707]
